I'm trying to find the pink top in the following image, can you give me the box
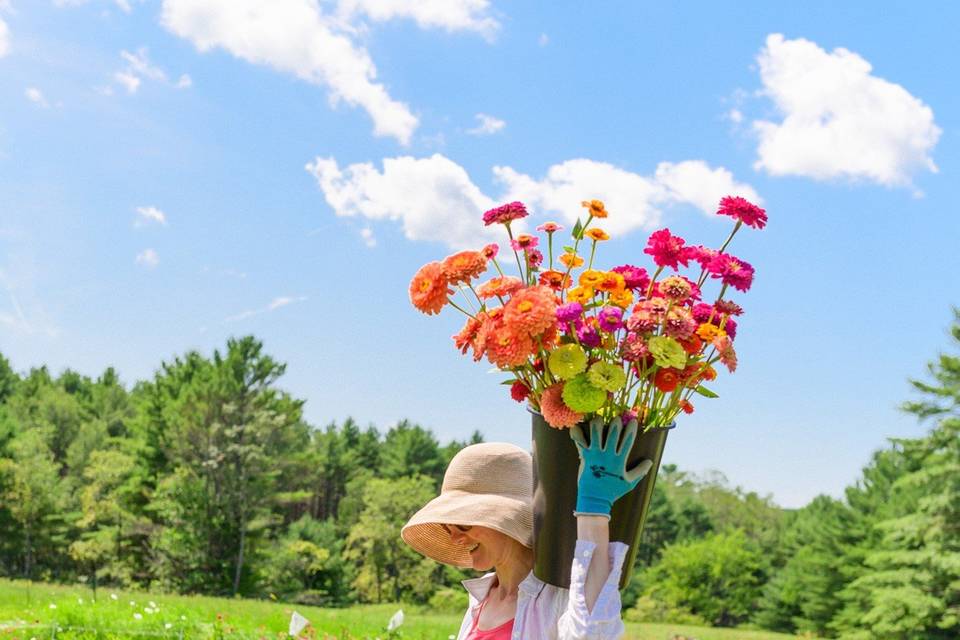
[467,596,514,640]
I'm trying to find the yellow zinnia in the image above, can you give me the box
[695,323,727,342]
[609,289,634,308]
[567,286,594,304]
[578,270,606,288]
[599,272,625,292]
[559,253,584,268]
[585,228,610,241]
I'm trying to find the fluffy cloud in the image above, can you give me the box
[338,0,498,39]
[135,205,167,226]
[307,154,759,248]
[306,154,500,248]
[0,16,9,58]
[467,113,505,136]
[751,34,940,187]
[113,48,190,94]
[161,0,498,145]
[135,248,159,268]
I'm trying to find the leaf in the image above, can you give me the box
[562,245,575,253]
[572,218,583,239]
[500,379,519,386]
[694,385,719,398]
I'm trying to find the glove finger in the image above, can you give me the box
[624,458,653,484]
[589,416,604,449]
[569,423,588,452]
[617,419,638,457]
[606,416,622,452]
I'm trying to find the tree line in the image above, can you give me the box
[0,310,957,639]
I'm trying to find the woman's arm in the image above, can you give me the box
[576,515,610,612]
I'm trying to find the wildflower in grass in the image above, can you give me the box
[409,262,451,315]
[483,201,528,226]
[612,264,649,291]
[441,250,487,285]
[482,243,499,260]
[549,344,588,380]
[541,383,583,429]
[581,199,608,218]
[713,335,738,373]
[648,336,687,369]
[588,361,626,392]
[717,195,767,229]
[559,252,584,268]
[477,276,523,299]
[654,368,682,392]
[597,306,624,332]
[644,228,695,270]
[539,269,571,290]
[134,613,143,620]
[165,623,173,630]
[504,285,557,335]
[562,373,607,412]
[510,234,539,251]
[49,604,57,610]
[585,228,609,242]
[110,594,118,601]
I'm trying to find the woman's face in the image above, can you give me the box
[443,524,519,571]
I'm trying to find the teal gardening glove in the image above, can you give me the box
[570,416,654,518]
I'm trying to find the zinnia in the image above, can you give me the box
[620,333,650,362]
[504,286,557,336]
[706,253,755,292]
[452,316,483,359]
[555,302,583,323]
[567,286,594,304]
[539,270,572,290]
[477,276,524,299]
[587,361,626,392]
[643,228,695,270]
[581,199,608,218]
[585,228,610,242]
[409,262,451,315]
[648,335,687,369]
[537,222,562,233]
[562,373,607,412]
[663,307,697,341]
[598,272,626,293]
[714,299,744,316]
[717,195,767,230]
[483,201,528,226]
[510,380,530,403]
[659,275,693,304]
[441,251,487,285]
[609,289,634,309]
[653,368,682,393]
[579,270,606,288]
[548,344,588,380]
[612,265,649,291]
[482,243,500,260]
[510,234,539,251]
[540,383,583,429]
[713,335,738,373]
[559,253,584,268]
[486,326,535,368]
[597,306,624,332]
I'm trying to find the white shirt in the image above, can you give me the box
[455,540,629,640]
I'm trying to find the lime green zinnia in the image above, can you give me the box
[548,344,587,380]
[587,361,627,393]
[562,373,607,413]
[648,335,687,369]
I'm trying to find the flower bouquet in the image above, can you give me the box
[409,195,766,587]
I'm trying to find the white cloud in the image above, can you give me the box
[360,227,376,247]
[135,248,159,268]
[161,0,419,144]
[466,113,505,136]
[308,154,759,248]
[134,205,167,226]
[0,16,9,58]
[112,48,189,94]
[338,0,497,39]
[751,33,941,187]
[226,295,307,322]
[25,87,50,108]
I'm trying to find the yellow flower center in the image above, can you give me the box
[419,280,432,292]
[518,301,534,313]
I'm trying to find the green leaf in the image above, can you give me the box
[500,379,519,386]
[694,385,719,398]
[572,218,583,239]
[562,245,575,253]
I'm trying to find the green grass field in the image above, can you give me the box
[0,579,809,640]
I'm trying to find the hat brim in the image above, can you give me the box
[401,489,533,568]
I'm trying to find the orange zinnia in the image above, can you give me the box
[441,251,487,285]
[653,367,681,393]
[581,199,608,218]
[409,262,451,315]
[539,270,572,290]
[559,253,584,268]
[598,271,625,292]
[608,289,633,309]
[584,228,610,242]
[578,270,606,288]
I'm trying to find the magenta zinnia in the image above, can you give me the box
[707,253,755,292]
[644,228,695,270]
[483,201,528,226]
[717,195,767,230]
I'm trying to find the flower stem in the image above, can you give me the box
[446,298,476,319]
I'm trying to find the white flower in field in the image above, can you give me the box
[149,601,156,608]
[165,623,173,630]
[133,613,143,620]
[110,593,118,601]
[48,604,57,610]
[130,601,136,606]
[387,609,404,631]
[77,598,84,605]
[180,615,187,621]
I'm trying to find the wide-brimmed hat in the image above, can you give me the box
[401,442,533,568]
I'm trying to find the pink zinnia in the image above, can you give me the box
[691,302,714,324]
[540,383,583,429]
[611,265,650,291]
[717,195,767,230]
[537,222,562,233]
[510,234,539,251]
[689,245,720,270]
[483,201,529,226]
[712,335,738,373]
[482,243,500,260]
[663,307,697,340]
[620,333,650,362]
[714,300,744,316]
[527,249,544,268]
[598,306,624,332]
[707,253,755,292]
[722,317,738,340]
[660,275,693,304]
[643,228,696,270]
[556,302,583,323]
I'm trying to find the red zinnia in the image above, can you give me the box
[653,368,682,392]
[510,381,531,403]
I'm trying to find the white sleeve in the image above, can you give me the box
[556,540,628,640]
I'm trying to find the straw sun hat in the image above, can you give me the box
[401,442,533,568]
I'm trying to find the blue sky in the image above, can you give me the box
[1,1,957,508]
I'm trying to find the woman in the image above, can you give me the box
[402,417,652,640]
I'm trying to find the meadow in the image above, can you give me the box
[0,579,810,640]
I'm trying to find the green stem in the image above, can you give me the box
[446,298,476,319]
[504,224,526,281]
